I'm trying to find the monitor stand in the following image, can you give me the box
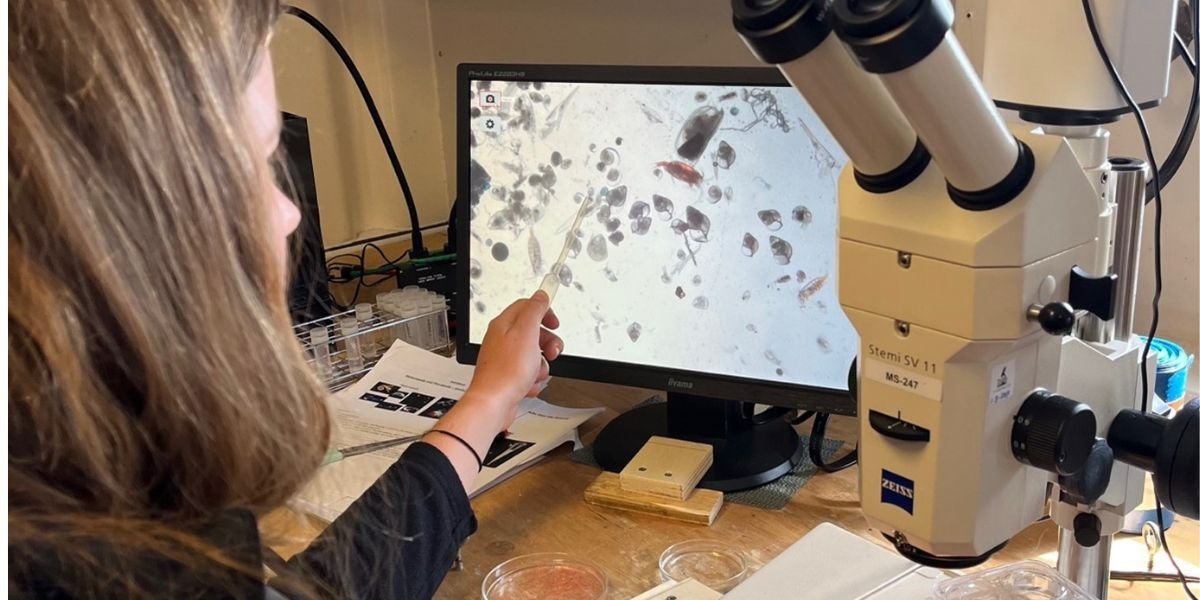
[592,392,801,492]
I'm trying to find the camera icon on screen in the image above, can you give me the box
[478,90,500,108]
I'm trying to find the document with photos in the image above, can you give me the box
[295,340,602,522]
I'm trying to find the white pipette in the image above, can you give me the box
[538,195,592,303]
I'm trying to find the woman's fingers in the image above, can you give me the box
[489,298,527,331]
[514,291,551,332]
[488,292,552,337]
[526,360,551,399]
[542,307,560,330]
[539,328,563,360]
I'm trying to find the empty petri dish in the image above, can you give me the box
[933,560,1094,599]
[659,539,749,592]
[483,553,608,600]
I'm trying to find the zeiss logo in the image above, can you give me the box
[881,469,915,515]
[667,378,694,390]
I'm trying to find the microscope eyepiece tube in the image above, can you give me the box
[733,0,929,192]
[830,0,1034,209]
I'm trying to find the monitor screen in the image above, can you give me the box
[458,65,858,408]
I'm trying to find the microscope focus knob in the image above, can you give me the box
[1059,439,1114,504]
[1011,390,1097,476]
[1027,302,1075,336]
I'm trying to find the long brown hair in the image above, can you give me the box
[9,0,330,594]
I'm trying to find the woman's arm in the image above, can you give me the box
[284,292,562,599]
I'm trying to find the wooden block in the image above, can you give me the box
[584,471,723,526]
[619,436,713,500]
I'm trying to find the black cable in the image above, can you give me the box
[325,245,410,280]
[1178,32,1198,75]
[329,279,362,312]
[1154,497,1196,598]
[364,243,411,272]
[808,412,857,473]
[1151,31,1200,197]
[1083,3,1194,596]
[323,220,451,254]
[325,244,411,310]
[883,531,1007,570]
[283,6,427,257]
[747,405,793,425]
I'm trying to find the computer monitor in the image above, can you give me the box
[456,64,858,490]
[280,112,334,324]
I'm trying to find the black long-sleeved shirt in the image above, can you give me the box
[286,442,478,598]
[12,442,478,600]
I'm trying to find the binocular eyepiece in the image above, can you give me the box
[733,0,1033,208]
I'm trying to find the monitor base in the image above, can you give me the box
[592,394,801,492]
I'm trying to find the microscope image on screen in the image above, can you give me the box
[467,79,857,390]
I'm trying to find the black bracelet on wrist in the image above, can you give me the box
[428,429,484,472]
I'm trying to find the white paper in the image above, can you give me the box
[723,523,946,600]
[631,578,722,600]
[295,340,602,522]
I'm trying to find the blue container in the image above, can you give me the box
[1121,495,1176,533]
[1140,337,1194,402]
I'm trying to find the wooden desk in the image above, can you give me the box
[268,377,1198,599]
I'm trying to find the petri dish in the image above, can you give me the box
[933,560,1094,599]
[483,553,608,600]
[659,539,749,592]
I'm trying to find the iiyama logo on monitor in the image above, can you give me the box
[666,378,695,390]
[468,69,525,78]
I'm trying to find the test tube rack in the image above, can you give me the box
[294,296,451,392]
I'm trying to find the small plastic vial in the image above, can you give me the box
[309,325,333,380]
[379,291,400,313]
[339,318,364,372]
[399,300,423,347]
[430,294,450,348]
[355,303,379,360]
[418,298,438,350]
[355,302,373,320]
[378,294,403,346]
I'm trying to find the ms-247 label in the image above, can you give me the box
[863,359,943,401]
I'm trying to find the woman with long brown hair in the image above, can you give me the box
[8,1,562,598]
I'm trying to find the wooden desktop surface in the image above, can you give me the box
[267,377,1198,599]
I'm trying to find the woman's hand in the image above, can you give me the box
[467,291,562,425]
[424,291,562,490]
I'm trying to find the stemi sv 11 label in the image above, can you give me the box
[866,343,939,375]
